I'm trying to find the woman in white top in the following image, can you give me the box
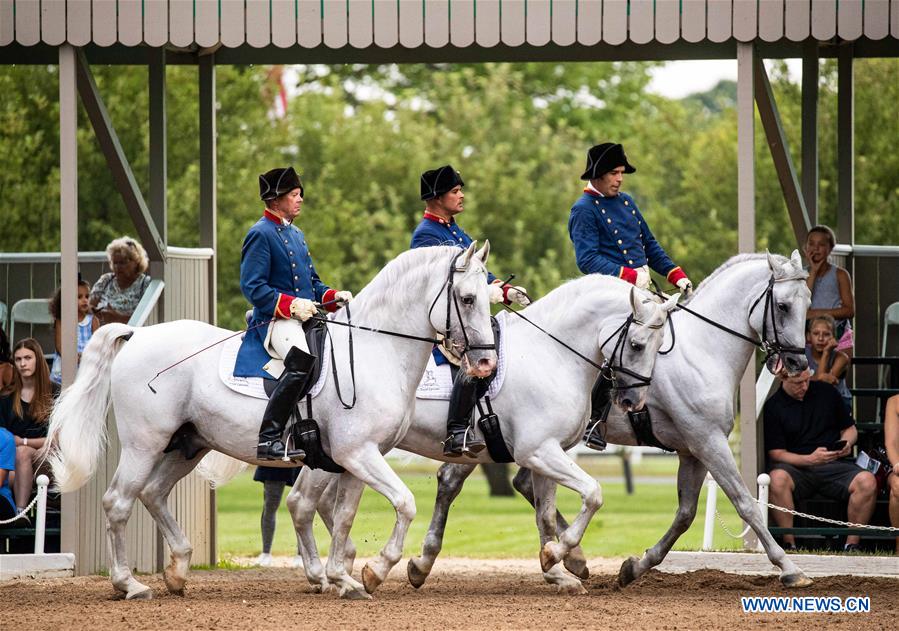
[89,236,152,326]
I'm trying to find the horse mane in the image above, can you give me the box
[685,252,804,305]
[523,274,632,323]
[343,246,469,326]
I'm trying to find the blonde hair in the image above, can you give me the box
[809,314,837,335]
[106,236,149,274]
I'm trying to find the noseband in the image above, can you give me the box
[597,313,664,393]
[748,275,806,362]
[427,250,496,363]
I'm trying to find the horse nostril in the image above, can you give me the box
[621,398,633,409]
[478,357,495,370]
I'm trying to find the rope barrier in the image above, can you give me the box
[0,492,40,525]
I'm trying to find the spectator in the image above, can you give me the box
[48,277,100,385]
[764,369,877,552]
[804,225,855,357]
[885,395,899,554]
[89,236,151,326]
[254,465,302,568]
[0,327,12,390]
[0,338,58,517]
[806,314,851,413]
[0,428,16,523]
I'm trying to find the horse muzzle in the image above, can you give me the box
[615,388,647,414]
[462,352,497,379]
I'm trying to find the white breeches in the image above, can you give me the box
[263,318,310,378]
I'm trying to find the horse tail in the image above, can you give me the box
[43,323,134,493]
[195,451,247,488]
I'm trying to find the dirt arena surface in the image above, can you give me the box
[4,558,897,630]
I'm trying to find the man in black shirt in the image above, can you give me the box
[764,369,877,551]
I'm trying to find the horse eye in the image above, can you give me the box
[630,341,644,352]
[461,295,475,306]
[777,303,789,313]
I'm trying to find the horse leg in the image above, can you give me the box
[138,450,207,596]
[315,474,357,574]
[693,435,812,588]
[618,453,706,587]
[341,449,416,596]
[102,448,161,599]
[322,472,369,600]
[512,466,589,580]
[286,468,336,593]
[530,472,587,594]
[407,461,476,589]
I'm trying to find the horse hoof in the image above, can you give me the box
[781,572,813,588]
[126,586,154,600]
[407,558,429,589]
[163,571,186,595]
[617,556,640,587]
[563,556,590,581]
[341,585,372,601]
[540,542,562,573]
[558,581,588,596]
[362,564,383,594]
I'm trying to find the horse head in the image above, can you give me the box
[430,241,497,378]
[606,287,680,412]
[756,250,811,377]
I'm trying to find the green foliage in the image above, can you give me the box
[1,59,896,330]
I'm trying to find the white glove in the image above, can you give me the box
[334,290,354,305]
[289,298,317,322]
[675,277,693,296]
[487,283,504,304]
[505,286,531,307]
[635,265,651,290]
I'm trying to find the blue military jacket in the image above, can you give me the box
[567,190,678,280]
[410,212,497,365]
[235,210,332,378]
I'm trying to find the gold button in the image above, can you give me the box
[617,239,622,245]
[632,210,636,215]
[624,200,629,206]
[628,260,634,264]
[601,209,606,214]
[607,218,612,224]
[623,249,628,254]
[614,229,618,234]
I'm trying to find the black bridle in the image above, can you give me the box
[500,302,663,392]
[316,249,495,409]
[653,274,805,366]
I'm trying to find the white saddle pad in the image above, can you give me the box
[415,311,507,400]
[218,333,330,400]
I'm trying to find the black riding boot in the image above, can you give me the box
[443,371,487,457]
[257,346,316,461]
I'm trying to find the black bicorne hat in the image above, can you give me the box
[420,165,465,201]
[580,143,636,180]
[259,166,303,201]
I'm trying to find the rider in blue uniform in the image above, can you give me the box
[237,166,353,461]
[411,165,530,457]
[568,143,692,293]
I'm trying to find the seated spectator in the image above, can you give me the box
[0,327,12,390]
[806,314,851,413]
[49,277,100,385]
[885,395,899,554]
[804,225,855,357]
[764,369,876,552]
[89,236,151,326]
[0,428,16,523]
[0,338,58,517]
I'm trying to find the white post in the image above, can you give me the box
[702,473,717,551]
[34,475,50,555]
[756,473,771,553]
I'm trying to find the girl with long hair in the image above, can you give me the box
[0,338,57,515]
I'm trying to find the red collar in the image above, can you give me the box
[423,212,454,226]
[583,187,602,198]
[263,209,287,225]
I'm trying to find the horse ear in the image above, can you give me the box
[475,239,491,265]
[629,286,640,318]
[789,249,802,270]
[461,241,477,268]
[765,249,777,272]
[662,293,681,313]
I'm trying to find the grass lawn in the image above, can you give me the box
[216,455,748,559]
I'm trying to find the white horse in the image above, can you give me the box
[43,243,497,600]
[280,276,679,596]
[411,251,816,590]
